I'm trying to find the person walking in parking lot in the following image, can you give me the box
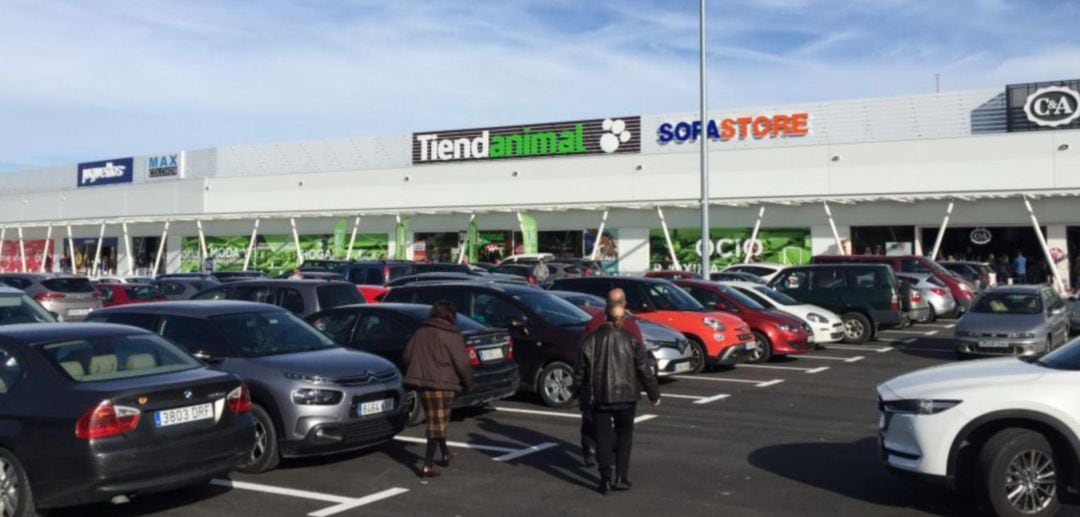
[403,300,474,478]
[575,292,661,494]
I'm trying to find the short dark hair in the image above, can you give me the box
[429,300,457,323]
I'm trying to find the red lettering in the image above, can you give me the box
[736,117,753,139]
[720,118,736,140]
[790,113,809,136]
[752,116,771,138]
[772,114,790,136]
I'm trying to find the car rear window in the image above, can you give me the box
[0,293,56,325]
[317,284,365,309]
[41,277,96,293]
[124,286,163,300]
[41,334,200,382]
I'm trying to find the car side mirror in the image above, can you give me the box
[192,350,224,364]
[509,319,531,337]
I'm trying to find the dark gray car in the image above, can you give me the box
[86,301,405,473]
[154,278,221,300]
[956,285,1071,357]
[190,280,365,317]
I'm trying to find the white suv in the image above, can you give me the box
[878,343,1080,517]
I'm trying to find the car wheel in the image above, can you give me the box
[237,405,280,474]
[927,305,937,323]
[976,428,1060,517]
[405,390,426,427]
[841,312,871,344]
[0,448,37,517]
[537,362,577,408]
[746,331,773,363]
[685,337,707,374]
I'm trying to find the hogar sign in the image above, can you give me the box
[657,112,809,144]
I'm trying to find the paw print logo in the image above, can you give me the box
[599,118,632,153]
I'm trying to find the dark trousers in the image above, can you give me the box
[592,403,636,479]
[581,410,596,456]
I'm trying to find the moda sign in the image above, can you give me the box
[1006,79,1080,132]
[77,157,133,187]
[412,117,641,164]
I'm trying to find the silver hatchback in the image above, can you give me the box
[955,285,1071,357]
[0,274,102,321]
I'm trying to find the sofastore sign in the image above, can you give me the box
[77,157,133,187]
[412,116,641,164]
[656,112,809,144]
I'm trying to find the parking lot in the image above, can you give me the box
[49,319,1076,517]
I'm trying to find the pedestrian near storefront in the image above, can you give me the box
[288,268,304,280]
[402,300,473,478]
[574,291,661,495]
[1013,251,1028,284]
[533,258,550,284]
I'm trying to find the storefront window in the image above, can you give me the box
[850,226,915,256]
[413,232,459,262]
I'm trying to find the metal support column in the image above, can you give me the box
[66,225,76,274]
[290,217,303,266]
[698,0,711,277]
[196,220,207,270]
[91,222,106,276]
[590,210,609,261]
[1023,195,1065,293]
[345,216,360,260]
[243,219,260,271]
[151,221,169,278]
[40,225,52,273]
[929,201,954,261]
[743,205,765,263]
[822,202,845,255]
[121,221,132,276]
[457,213,475,264]
[656,207,682,270]
[17,227,26,273]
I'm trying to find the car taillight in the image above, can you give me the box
[506,338,514,360]
[466,346,480,366]
[527,275,537,285]
[891,291,899,312]
[930,287,947,296]
[75,401,141,439]
[227,384,252,414]
[34,292,65,301]
[911,291,922,303]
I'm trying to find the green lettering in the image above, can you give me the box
[574,123,585,153]
[558,130,575,153]
[533,132,556,155]
[490,135,505,157]
[507,134,523,156]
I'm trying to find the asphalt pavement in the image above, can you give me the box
[53,321,1080,517]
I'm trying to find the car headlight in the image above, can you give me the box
[882,399,961,415]
[807,313,828,324]
[776,323,797,333]
[703,317,726,331]
[284,371,331,384]
[643,340,661,350]
[1009,332,1036,339]
[291,388,344,405]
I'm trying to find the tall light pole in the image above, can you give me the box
[698,0,711,276]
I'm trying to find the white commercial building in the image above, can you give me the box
[1,78,1080,287]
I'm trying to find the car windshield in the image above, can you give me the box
[557,292,606,308]
[751,285,799,306]
[647,282,705,311]
[41,334,199,382]
[0,294,56,325]
[971,293,1042,315]
[1037,337,1080,370]
[513,292,591,326]
[718,285,766,310]
[211,311,338,357]
[316,284,365,309]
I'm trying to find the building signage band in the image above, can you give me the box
[1006,79,1080,132]
[76,157,134,187]
[147,152,184,180]
[412,116,641,165]
[657,112,810,144]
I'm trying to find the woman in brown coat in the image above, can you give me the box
[403,300,474,478]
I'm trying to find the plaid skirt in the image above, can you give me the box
[419,389,456,439]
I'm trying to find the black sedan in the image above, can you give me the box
[307,303,520,425]
[0,323,254,514]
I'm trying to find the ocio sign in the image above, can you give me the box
[1023,86,1080,128]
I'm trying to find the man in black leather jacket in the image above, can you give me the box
[574,292,661,494]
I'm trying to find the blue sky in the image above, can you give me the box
[1,0,1079,172]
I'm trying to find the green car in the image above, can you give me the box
[768,264,903,344]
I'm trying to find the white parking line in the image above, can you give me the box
[634,414,658,423]
[674,375,785,388]
[945,323,956,328]
[738,363,829,373]
[209,479,408,517]
[827,344,893,353]
[693,393,731,405]
[393,436,558,462]
[879,330,937,335]
[493,443,558,462]
[658,393,708,400]
[797,354,865,363]
[493,406,580,419]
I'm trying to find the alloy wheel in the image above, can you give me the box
[747,338,765,362]
[1004,449,1056,514]
[844,319,865,340]
[251,419,268,463]
[0,458,18,517]
[688,342,703,371]
[543,367,573,404]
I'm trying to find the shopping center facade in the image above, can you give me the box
[2,78,1080,286]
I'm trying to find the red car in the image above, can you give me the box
[674,279,813,363]
[643,270,701,280]
[94,283,166,308]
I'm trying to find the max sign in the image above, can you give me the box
[77,157,133,187]
[1024,86,1080,128]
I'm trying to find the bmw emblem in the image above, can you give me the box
[183,389,193,399]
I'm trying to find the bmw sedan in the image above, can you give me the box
[0,323,254,514]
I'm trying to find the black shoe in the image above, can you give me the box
[598,477,611,495]
[613,476,632,491]
[583,453,595,468]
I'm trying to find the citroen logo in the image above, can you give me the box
[183,390,193,399]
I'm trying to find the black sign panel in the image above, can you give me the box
[1006,79,1080,132]
[411,116,641,165]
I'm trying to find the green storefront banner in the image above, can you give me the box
[181,234,388,275]
[333,218,348,259]
[394,218,410,260]
[518,213,538,254]
[649,228,811,270]
[467,217,480,264]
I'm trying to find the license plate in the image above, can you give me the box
[674,361,692,373]
[154,403,213,428]
[479,348,504,361]
[807,335,816,343]
[358,398,394,417]
[68,308,90,316]
[980,340,1010,348]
